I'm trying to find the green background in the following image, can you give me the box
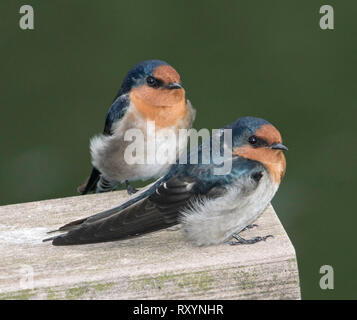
[0,0,356,299]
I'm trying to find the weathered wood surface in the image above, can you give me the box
[0,190,300,300]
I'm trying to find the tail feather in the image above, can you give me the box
[50,197,180,246]
[78,167,101,195]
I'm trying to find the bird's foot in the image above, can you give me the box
[228,233,273,245]
[241,224,258,232]
[125,180,138,195]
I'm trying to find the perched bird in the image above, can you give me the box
[78,59,195,195]
[45,116,287,246]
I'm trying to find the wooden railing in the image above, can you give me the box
[0,190,300,299]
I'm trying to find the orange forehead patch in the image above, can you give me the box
[255,124,282,145]
[153,65,181,84]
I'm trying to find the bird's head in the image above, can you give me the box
[119,60,185,107]
[229,117,288,183]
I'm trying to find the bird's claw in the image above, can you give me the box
[228,234,273,245]
[241,224,258,232]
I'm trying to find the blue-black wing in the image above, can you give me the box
[78,94,130,194]
[103,94,130,135]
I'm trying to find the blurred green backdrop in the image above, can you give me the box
[0,0,356,299]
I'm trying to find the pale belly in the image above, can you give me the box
[90,99,194,184]
[90,128,188,183]
[180,174,279,246]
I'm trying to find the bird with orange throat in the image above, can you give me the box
[78,60,195,195]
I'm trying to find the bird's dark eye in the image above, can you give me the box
[252,171,263,182]
[248,136,257,145]
[146,76,158,87]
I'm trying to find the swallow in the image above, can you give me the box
[78,59,196,195]
[45,116,287,246]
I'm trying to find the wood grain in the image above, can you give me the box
[0,190,300,299]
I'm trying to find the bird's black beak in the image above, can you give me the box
[165,82,183,90]
[270,143,288,151]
